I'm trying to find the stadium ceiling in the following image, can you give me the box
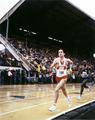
[0,0,95,57]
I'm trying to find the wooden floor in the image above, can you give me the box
[0,84,95,120]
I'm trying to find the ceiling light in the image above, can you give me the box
[48,37,53,39]
[31,32,37,35]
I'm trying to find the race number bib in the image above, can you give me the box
[59,71,64,75]
[56,70,67,77]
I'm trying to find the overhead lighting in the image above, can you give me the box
[93,53,95,58]
[31,32,37,35]
[59,40,63,43]
[23,29,28,32]
[48,37,53,39]
[48,36,63,43]
[19,28,22,31]
[19,28,37,35]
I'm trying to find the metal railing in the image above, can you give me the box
[0,34,36,71]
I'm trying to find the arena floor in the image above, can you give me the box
[0,84,95,120]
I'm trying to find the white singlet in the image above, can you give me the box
[56,58,68,78]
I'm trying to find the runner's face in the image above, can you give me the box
[58,50,64,58]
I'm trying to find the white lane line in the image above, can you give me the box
[0,99,24,104]
[47,99,95,120]
[0,101,52,116]
[0,87,94,117]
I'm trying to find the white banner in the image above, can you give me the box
[66,0,95,20]
[0,0,20,20]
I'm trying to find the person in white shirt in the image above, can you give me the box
[49,49,73,112]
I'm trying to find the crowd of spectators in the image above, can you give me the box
[0,39,95,85]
